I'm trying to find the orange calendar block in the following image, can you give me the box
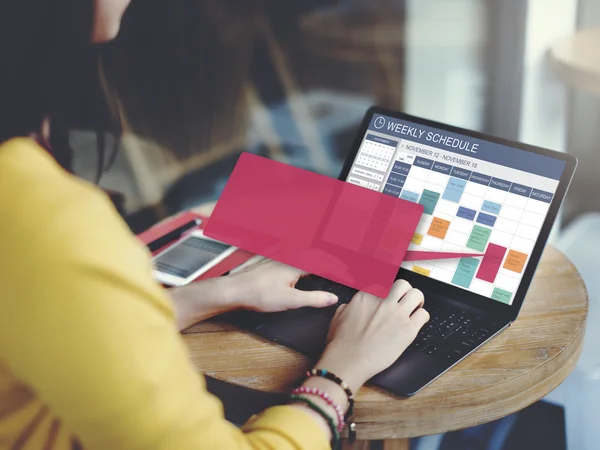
[427,217,451,240]
[503,249,528,274]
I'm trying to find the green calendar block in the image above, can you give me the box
[466,225,492,252]
[491,287,513,304]
[452,258,480,288]
[418,189,441,215]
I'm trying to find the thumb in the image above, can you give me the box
[284,288,339,309]
[332,303,348,321]
[327,303,347,341]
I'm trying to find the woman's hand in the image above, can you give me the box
[315,279,429,393]
[226,259,339,312]
[169,259,338,331]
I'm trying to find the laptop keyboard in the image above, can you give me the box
[296,275,500,361]
[412,304,497,361]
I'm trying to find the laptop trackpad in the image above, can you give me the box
[255,307,336,359]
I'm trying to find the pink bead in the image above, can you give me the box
[291,386,346,432]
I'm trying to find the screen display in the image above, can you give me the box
[346,114,567,305]
[154,236,231,278]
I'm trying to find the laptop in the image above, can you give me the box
[223,106,577,396]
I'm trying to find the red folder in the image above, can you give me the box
[204,153,424,298]
[137,211,255,281]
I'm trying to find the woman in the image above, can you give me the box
[0,1,429,449]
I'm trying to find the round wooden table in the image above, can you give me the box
[549,29,600,95]
[182,203,588,448]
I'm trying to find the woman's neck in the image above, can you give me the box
[29,116,52,153]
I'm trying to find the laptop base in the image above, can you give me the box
[222,276,509,397]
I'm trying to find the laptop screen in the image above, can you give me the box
[345,113,567,306]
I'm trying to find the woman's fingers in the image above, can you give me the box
[385,279,413,303]
[285,288,338,308]
[396,288,425,316]
[410,307,430,327]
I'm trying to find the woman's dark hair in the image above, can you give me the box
[0,1,107,173]
[1,0,261,179]
[100,0,260,160]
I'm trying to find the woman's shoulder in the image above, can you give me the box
[0,137,62,174]
[0,137,134,261]
[0,137,175,320]
[0,137,108,219]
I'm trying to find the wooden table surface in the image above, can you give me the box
[183,202,588,446]
[549,29,600,94]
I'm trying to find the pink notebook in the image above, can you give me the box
[204,153,424,298]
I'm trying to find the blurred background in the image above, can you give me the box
[63,0,599,448]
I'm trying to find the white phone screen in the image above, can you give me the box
[153,236,232,279]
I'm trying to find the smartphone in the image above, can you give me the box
[152,229,237,286]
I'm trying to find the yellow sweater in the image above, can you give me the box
[0,138,329,450]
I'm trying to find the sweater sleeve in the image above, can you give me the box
[0,138,330,450]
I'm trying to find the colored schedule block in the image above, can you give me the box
[531,189,553,203]
[401,190,420,203]
[442,177,467,203]
[457,206,476,221]
[476,243,507,283]
[503,249,528,274]
[411,233,423,245]
[491,287,513,304]
[383,184,402,197]
[452,258,480,288]
[470,172,492,186]
[413,266,431,276]
[427,217,451,239]
[451,167,472,180]
[392,161,411,175]
[481,200,501,215]
[466,225,492,252]
[387,173,406,188]
[432,162,452,175]
[476,212,497,227]
[418,189,441,215]
[414,157,434,170]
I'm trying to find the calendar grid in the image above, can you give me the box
[346,134,558,305]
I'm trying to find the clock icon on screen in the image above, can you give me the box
[374,116,386,129]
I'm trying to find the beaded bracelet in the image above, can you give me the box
[305,368,354,420]
[306,368,356,443]
[290,394,340,450]
[291,386,345,432]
